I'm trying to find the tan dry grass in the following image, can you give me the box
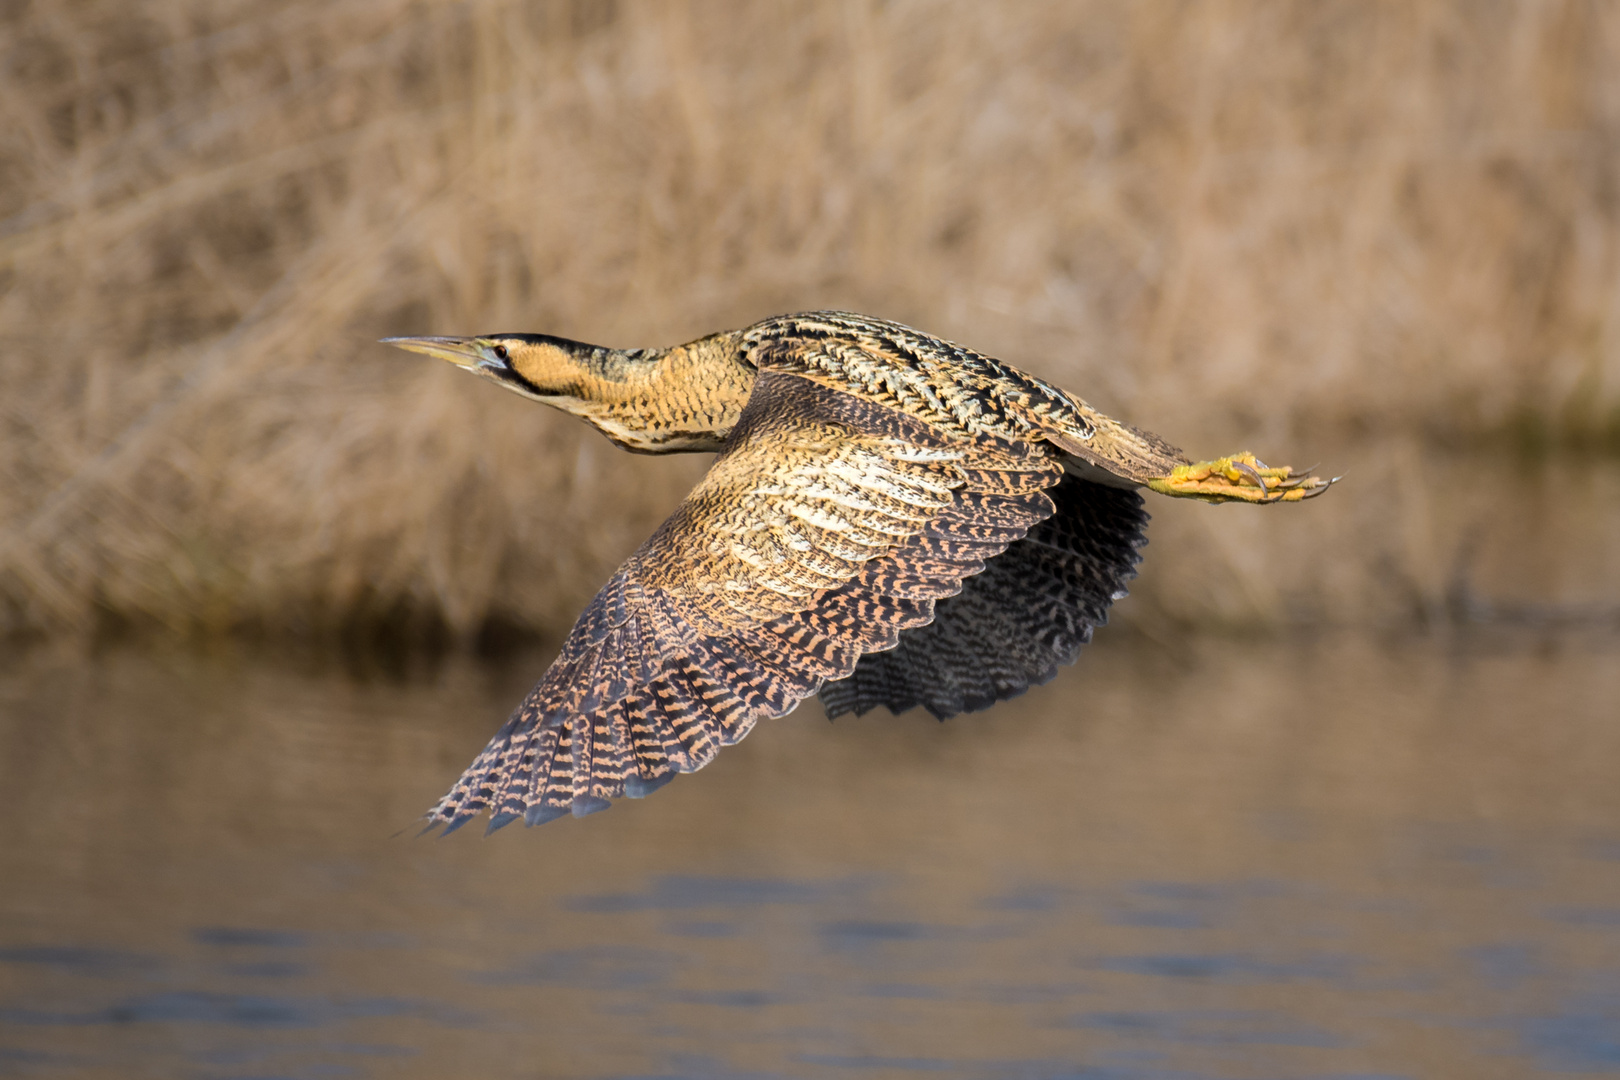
[1,0,1618,643]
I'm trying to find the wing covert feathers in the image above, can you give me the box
[426,372,1064,833]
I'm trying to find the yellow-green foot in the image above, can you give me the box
[1146,452,1337,504]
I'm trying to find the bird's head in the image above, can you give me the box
[380,330,749,453]
[380,333,613,406]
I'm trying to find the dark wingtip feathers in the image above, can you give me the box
[438,812,478,838]
[524,804,569,827]
[484,810,521,836]
[570,796,613,817]
[428,796,624,835]
[625,772,677,799]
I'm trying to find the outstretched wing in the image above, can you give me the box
[427,371,1066,833]
[818,476,1148,720]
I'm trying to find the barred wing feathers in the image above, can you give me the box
[818,476,1149,721]
[426,372,1065,833]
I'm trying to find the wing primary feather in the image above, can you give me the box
[625,771,677,798]
[485,810,521,836]
[571,796,612,817]
[524,803,569,826]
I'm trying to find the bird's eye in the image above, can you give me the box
[492,344,508,361]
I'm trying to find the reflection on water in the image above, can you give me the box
[2,626,1619,1079]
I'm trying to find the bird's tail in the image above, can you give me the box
[1019,382,1191,486]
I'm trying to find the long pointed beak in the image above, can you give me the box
[380,335,486,371]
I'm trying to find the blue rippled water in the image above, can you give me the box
[2,632,1618,1079]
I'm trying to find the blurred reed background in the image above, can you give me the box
[1,0,1617,652]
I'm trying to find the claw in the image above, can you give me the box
[1267,462,1320,491]
[1230,459,1269,495]
[1301,476,1341,498]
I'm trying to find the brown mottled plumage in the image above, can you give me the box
[383,311,1332,834]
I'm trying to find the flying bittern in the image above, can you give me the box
[384,311,1333,834]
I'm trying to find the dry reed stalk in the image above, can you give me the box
[1,0,1617,644]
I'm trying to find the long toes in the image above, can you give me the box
[1229,459,1270,495]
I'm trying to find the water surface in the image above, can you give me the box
[2,629,1618,1079]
